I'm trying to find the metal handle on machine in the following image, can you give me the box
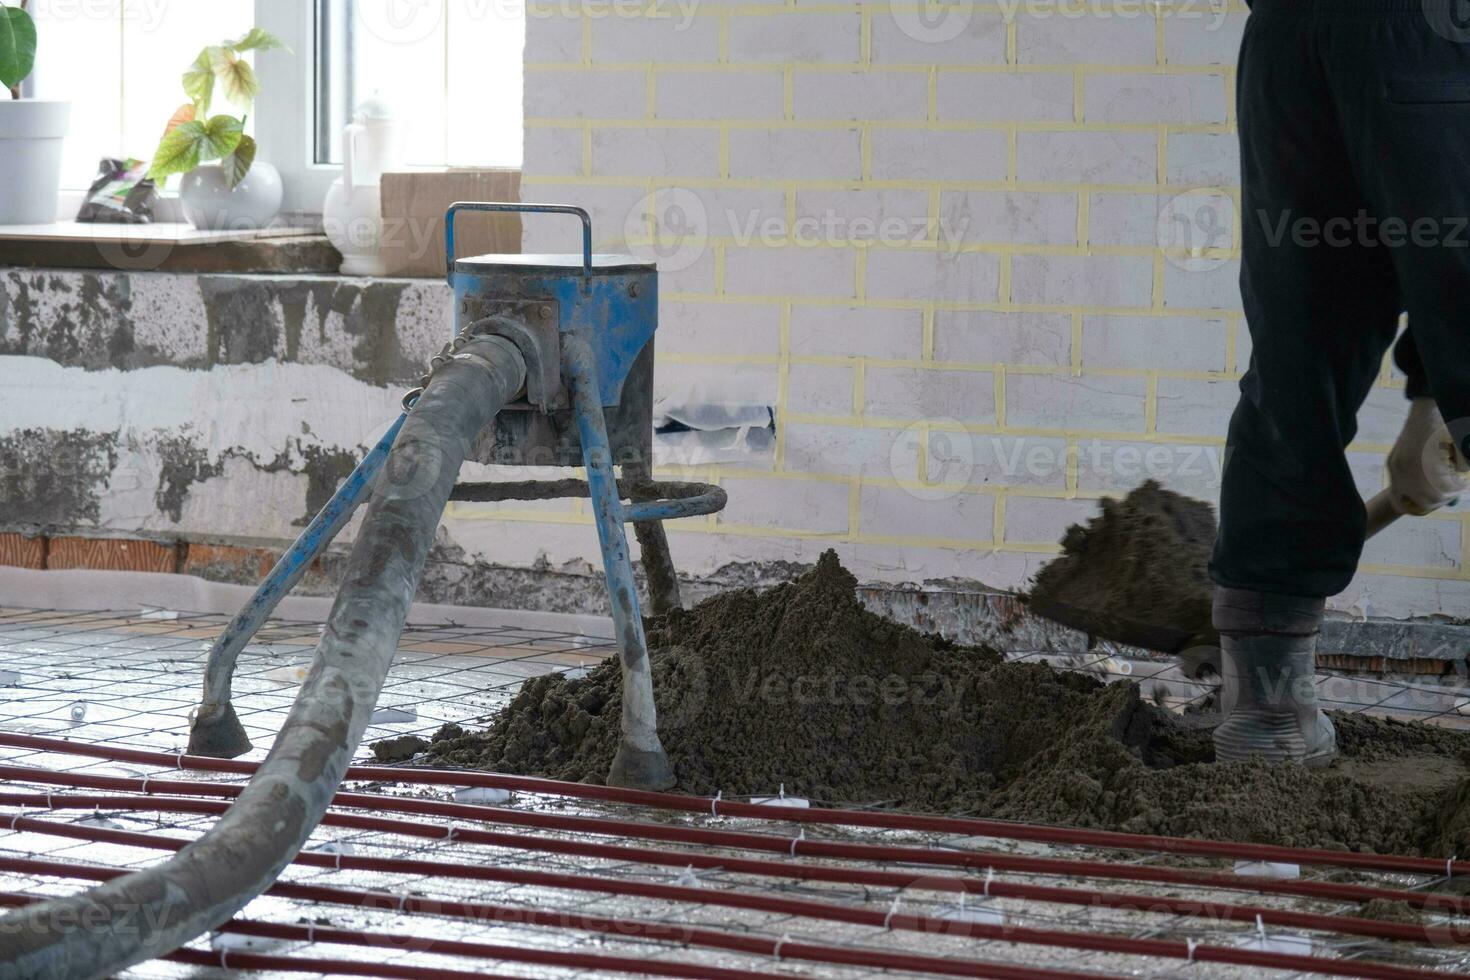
[445,201,593,287]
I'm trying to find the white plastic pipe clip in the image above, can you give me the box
[710,790,722,817]
[1448,853,1459,879]
[983,867,995,898]
[1186,938,1199,962]
[789,828,804,857]
[883,895,902,930]
[772,934,791,961]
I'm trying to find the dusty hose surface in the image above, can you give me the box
[0,337,526,980]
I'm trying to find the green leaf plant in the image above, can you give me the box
[1,1,36,99]
[148,26,288,189]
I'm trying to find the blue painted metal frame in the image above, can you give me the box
[194,412,408,721]
[446,201,593,288]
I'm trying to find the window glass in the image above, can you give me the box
[30,0,253,190]
[315,0,523,168]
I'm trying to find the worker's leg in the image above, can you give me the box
[1208,1,1402,600]
[1208,1,1400,765]
[1326,6,1470,469]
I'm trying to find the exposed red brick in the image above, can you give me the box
[0,533,46,570]
[181,542,276,581]
[46,537,178,574]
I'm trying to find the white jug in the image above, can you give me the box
[323,95,403,275]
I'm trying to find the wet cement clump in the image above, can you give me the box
[1028,480,1217,641]
[422,549,1470,854]
[371,734,429,763]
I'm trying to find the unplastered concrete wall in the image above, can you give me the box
[517,0,1469,618]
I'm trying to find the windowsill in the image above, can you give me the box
[0,222,343,275]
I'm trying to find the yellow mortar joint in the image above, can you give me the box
[1461,514,1470,574]
[521,121,1233,140]
[852,360,867,416]
[1144,374,1159,434]
[992,495,1006,548]
[657,293,1248,321]
[776,302,792,471]
[526,62,1232,77]
[994,369,1007,428]
[847,481,862,537]
[1225,315,1240,375]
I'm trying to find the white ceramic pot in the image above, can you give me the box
[179,160,283,230]
[0,100,70,225]
[323,177,388,275]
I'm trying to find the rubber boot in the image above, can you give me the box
[1211,587,1337,767]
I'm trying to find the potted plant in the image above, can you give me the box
[0,0,69,225]
[148,27,289,230]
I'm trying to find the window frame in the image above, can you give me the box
[254,0,340,216]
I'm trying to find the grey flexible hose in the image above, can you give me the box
[0,336,527,980]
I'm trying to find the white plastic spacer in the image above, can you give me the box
[1186,938,1199,962]
[397,894,409,913]
[883,895,901,930]
[9,812,21,831]
[139,776,150,795]
[44,791,53,810]
[445,824,458,842]
[175,751,185,770]
[789,828,804,857]
[1448,854,1459,879]
[219,949,230,969]
[334,849,343,872]
[710,790,722,817]
[1254,914,1267,939]
[983,867,995,898]
[772,934,791,961]
[306,922,316,944]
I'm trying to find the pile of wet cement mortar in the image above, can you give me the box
[419,551,1470,855]
[1028,480,1216,640]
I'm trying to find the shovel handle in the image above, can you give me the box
[1365,488,1401,539]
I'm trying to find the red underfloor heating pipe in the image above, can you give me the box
[1,858,1112,980]
[2,731,1464,878]
[3,734,1469,978]
[3,791,1466,949]
[0,892,769,980]
[3,756,1469,917]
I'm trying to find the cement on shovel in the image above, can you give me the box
[1027,480,1217,651]
[413,551,1470,856]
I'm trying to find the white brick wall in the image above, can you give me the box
[516,1,1465,616]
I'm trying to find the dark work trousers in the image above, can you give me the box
[1210,0,1470,599]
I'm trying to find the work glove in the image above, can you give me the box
[1386,397,1469,516]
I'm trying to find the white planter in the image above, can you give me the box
[179,161,283,230]
[0,100,70,225]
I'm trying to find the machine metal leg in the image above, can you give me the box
[187,411,409,758]
[624,458,683,617]
[563,332,675,790]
